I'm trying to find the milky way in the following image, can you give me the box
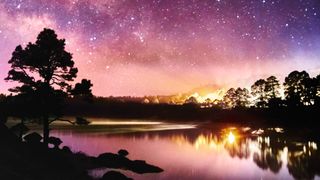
[0,0,320,96]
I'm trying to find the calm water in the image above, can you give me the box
[47,118,320,180]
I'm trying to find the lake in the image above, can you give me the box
[47,118,320,180]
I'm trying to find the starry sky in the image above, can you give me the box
[0,0,320,96]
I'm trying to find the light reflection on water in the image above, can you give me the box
[50,119,320,180]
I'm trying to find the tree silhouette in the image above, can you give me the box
[222,88,250,108]
[265,76,280,99]
[204,98,212,107]
[5,28,78,145]
[284,71,309,107]
[316,74,320,106]
[70,79,93,99]
[251,79,267,108]
[184,96,198,104]
[223,88,237,108]
[234,88,250,108]
[302,77,318,106]
[265,76,282,108]
[220,71,320,109]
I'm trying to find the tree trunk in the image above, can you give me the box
[43,116,49,147]
[43,82,51,147]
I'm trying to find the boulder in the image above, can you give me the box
[101,171,132,180]
[24,132,42,143]
[96,152,163,174]
[118,149,129,157]
[48,136,63,149]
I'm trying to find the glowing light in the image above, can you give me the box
[90,121,163,125]
[188,90,225,104]
[195,135,208,150]
[274,127,284,133]
[194,134,217,150]
[251,129,264,135]
[227,132,235,144]
[308,141,317,150]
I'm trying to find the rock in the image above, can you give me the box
[96,152,164,174]
[101,171,132,180]
[129,160,163,174]
[48,136,63,149]
[97,153,130,168]
[118,149,129,157]
[24,132,42,143]
[62,146,72,154]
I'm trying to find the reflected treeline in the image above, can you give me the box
[252,137,283,174]
[109,127,320,180]
[225,136,251,159]
[287,143,320,180]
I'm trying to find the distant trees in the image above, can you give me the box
[235,88,251,108]
[265,76,281,100]
[184,96,198,104]
[70,79,93,101]
[223,88,250,108]
[282,70,320,107]
[222,70,320,109]
[302,77,318,106]
[250,76,281,108]
[251,79,267,108]
[181,70,318,109]
[223,88,237,108]
[265,76,282,108]
[284,71,309,107]
[71,79,93,97]
[4,28,89,145]
[316,75,320,105]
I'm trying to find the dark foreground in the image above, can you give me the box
[63,100,320,127]
[0,123,163,180]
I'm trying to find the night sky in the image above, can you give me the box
[0,0,320,96]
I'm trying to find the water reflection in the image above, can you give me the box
[287,142,320,180]
[51,122,320,180]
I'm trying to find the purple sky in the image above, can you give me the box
[0,0,320,96]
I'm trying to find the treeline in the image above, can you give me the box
[2,72,320,126]
[218,70,320,109]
